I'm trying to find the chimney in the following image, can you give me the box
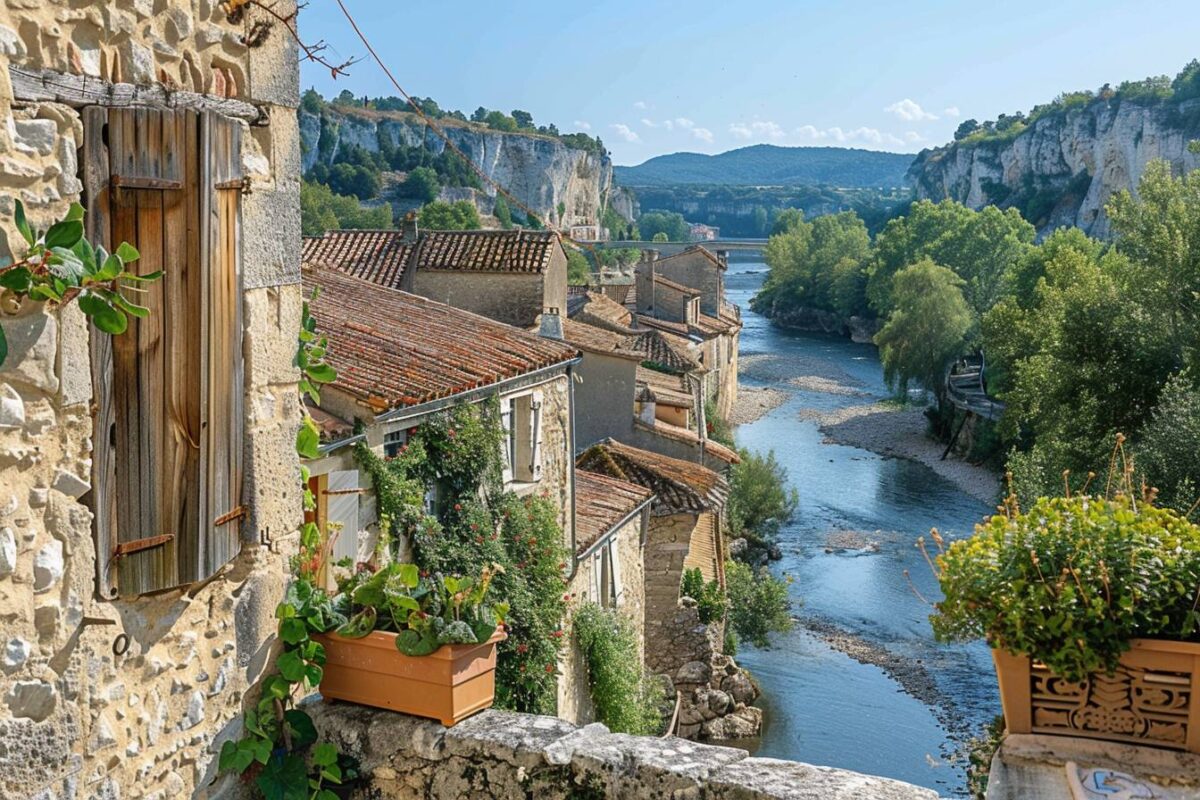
[641,248,660,263]
[538,307,564,341]
[716,250,729,269]
[401,211,419,244]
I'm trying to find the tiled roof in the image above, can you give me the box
[695,312,738,335]
[561,319,642,361]
[653,274,700,297]
[414,229,560,273]
[627,329,702,373]
[568,290,634,332]
[636,315,692,339]
[632,417,740,465]
[636,366,693,407]
[574,470,653,554]
[576,439,728,515]
[302,230,415,290]
[302,264,578,413]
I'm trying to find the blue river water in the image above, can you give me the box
[725,258,1000,797]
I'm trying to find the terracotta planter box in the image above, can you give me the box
[314,629,506,726]
[992,639,1200,753]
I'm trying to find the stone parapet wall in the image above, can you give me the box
[302,703,942,800]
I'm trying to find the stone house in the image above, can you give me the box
[0,2,303,798]
[559,468,653,725]
[634,247,741,419]
[302,223,569,328]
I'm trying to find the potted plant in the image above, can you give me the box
[313,561,509,726]
[930,484,1200,753]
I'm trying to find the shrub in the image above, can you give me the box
[705,398,734,447]
[931,493,1200,682]
[725,561,794,648]
[573,603,665,735]
[728,448,798,548]
[680,567,725,624]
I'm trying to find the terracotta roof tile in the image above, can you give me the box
[574,470,653,554]
[576,439,727,515]
[627,329,702,373]
[636,366,693,407]
[302,230,415,289]
[568,290,635,332]
[415,229,560,273]
[657,245,724,270]
[560,319,642,361]
[302,264,578,413]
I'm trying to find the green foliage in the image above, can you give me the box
[1135,373,1200,515]
[637,210,689,242]
[300,180,393,236]
[327,161,379,200]
[354,404,569,715]
[931,493,1200,682]
[651,232,668,243]
[728,448,798,549]
[874,259,973,398]
[0,200,147,366]
[418,200,482,231]
[754,210,872,319]
[566,249,591,285]
[725,560,794,648]
[300,88,324,114]
[704,398,734,447]
[493,196,513,229]
[572,603,665,735]
[396,166,440,203]
[680,568,726,624]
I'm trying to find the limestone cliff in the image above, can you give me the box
[299,108,625,228]
[909,98,1200,237]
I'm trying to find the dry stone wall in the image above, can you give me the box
[0,3,302,798]
[302,703,943,799]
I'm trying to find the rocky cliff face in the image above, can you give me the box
[299,108,624,228]
[909,98,1200,237]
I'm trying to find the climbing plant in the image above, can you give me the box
[572,603,665,735]
[0,200,148,366]
[356,402,570,715]
[219,290,357,800]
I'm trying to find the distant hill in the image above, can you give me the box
[615,144,914,188]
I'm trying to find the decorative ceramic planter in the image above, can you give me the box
[992,639,1200,753]
[314,628,506,726]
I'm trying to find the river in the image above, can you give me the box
[725,257,1000,797]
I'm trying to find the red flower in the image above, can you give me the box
[454,503,462,512]
[470,523,479,531]
[517,643,529,654]
[551,630,564,639]
[557,563,566,570]
[528,538,537,546]
[447,429,456,438]
[407,427,418,436]
[519,663,526,672]
[562,593,571,602]
[475,536,484,544]
[544,664,555,673]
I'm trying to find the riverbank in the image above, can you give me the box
[800,402,1000,505]
[729,385,789,426]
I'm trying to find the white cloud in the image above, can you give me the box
[905,131,924,143]
[610,123,640,143]
[728,120,786,141]
[943,106,961,117]
[675,117,695,130]
[692,127,714,143]
[794,124,908,149]
[573,120,591,131]
[633,100,648,110]
[641,118,658,128]
[885,99,937,122]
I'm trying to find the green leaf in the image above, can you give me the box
[398,563,420,589]
[114,241,140,263]
[14,200,34,246]
[74,238,97,277]
[276,649,307,682]
[111,292,150,319]
[395,629,439,656]
[296,416,321,459]
[44,219,83,250]
[96,253,123,281]
[251,736,272,765]
[77,290,112,318]
[47,247,85,283]
[283,708,318,748]
[65,202,85,222]
[0,324,6,368]
[316,790,341,800]
[255,753,309,800]
[312,742,339,768]
[306,363,337,383]
[279,617,309,645]
[334,606,377,638]
[120,269,164,283]
[262,674,291,700]
[0,267,32,293]
[91,304,128,335]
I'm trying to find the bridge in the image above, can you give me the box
[578,239,769,256]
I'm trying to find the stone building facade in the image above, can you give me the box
[0,2,302,798]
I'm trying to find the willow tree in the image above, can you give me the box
[874,258,972,401]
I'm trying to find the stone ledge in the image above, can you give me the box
[303,700,942,799]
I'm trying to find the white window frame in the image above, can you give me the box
[501,390,544,485]
[383,428,407,459]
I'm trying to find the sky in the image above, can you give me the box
[299,1,1200,166]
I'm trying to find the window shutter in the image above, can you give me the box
[326,471,360,565]
[591,550,603,603]
[500,398,514,484]
[85,107,243,598]
[608,538,624,606]
[528,390,544,482]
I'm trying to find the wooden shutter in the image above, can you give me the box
[514,391,544,483]
[529,390,544,482]
[608,537,624,607]
[326,471,360,565]
[86,107,244,598]
[500,398,514,484]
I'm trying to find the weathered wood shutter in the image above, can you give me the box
[608,538,624,606]
[326,471,360,565]
[86,107,244,598]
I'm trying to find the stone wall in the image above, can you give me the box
[301,703,942,799]
[653,250,723,316]
[642,512,696,671]
[0,3,302,798]
[572,349,637,450]
[409,246,567,329]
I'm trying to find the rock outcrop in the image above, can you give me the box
[908,98,1200,237]
[299,107,626,228]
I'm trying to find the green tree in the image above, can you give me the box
[300,180,393,236]
[651,231,669,243]
[874,258,973,399]
[398,166,440,203]
[725,561,793,649]
[300,88,324,114]
[637,211,689,242]
[728,449,798,549]
[418,200,481,231]
[954,119,980,140]
[327,162,379,201]
[493,196,513,229]
[771,207,805,235]
[484,110,518,132]
[752,205,769,236]
[1136,373,1200,515]
[566,249,591,285]
[754,211,870,318]
[512,109,534,129]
